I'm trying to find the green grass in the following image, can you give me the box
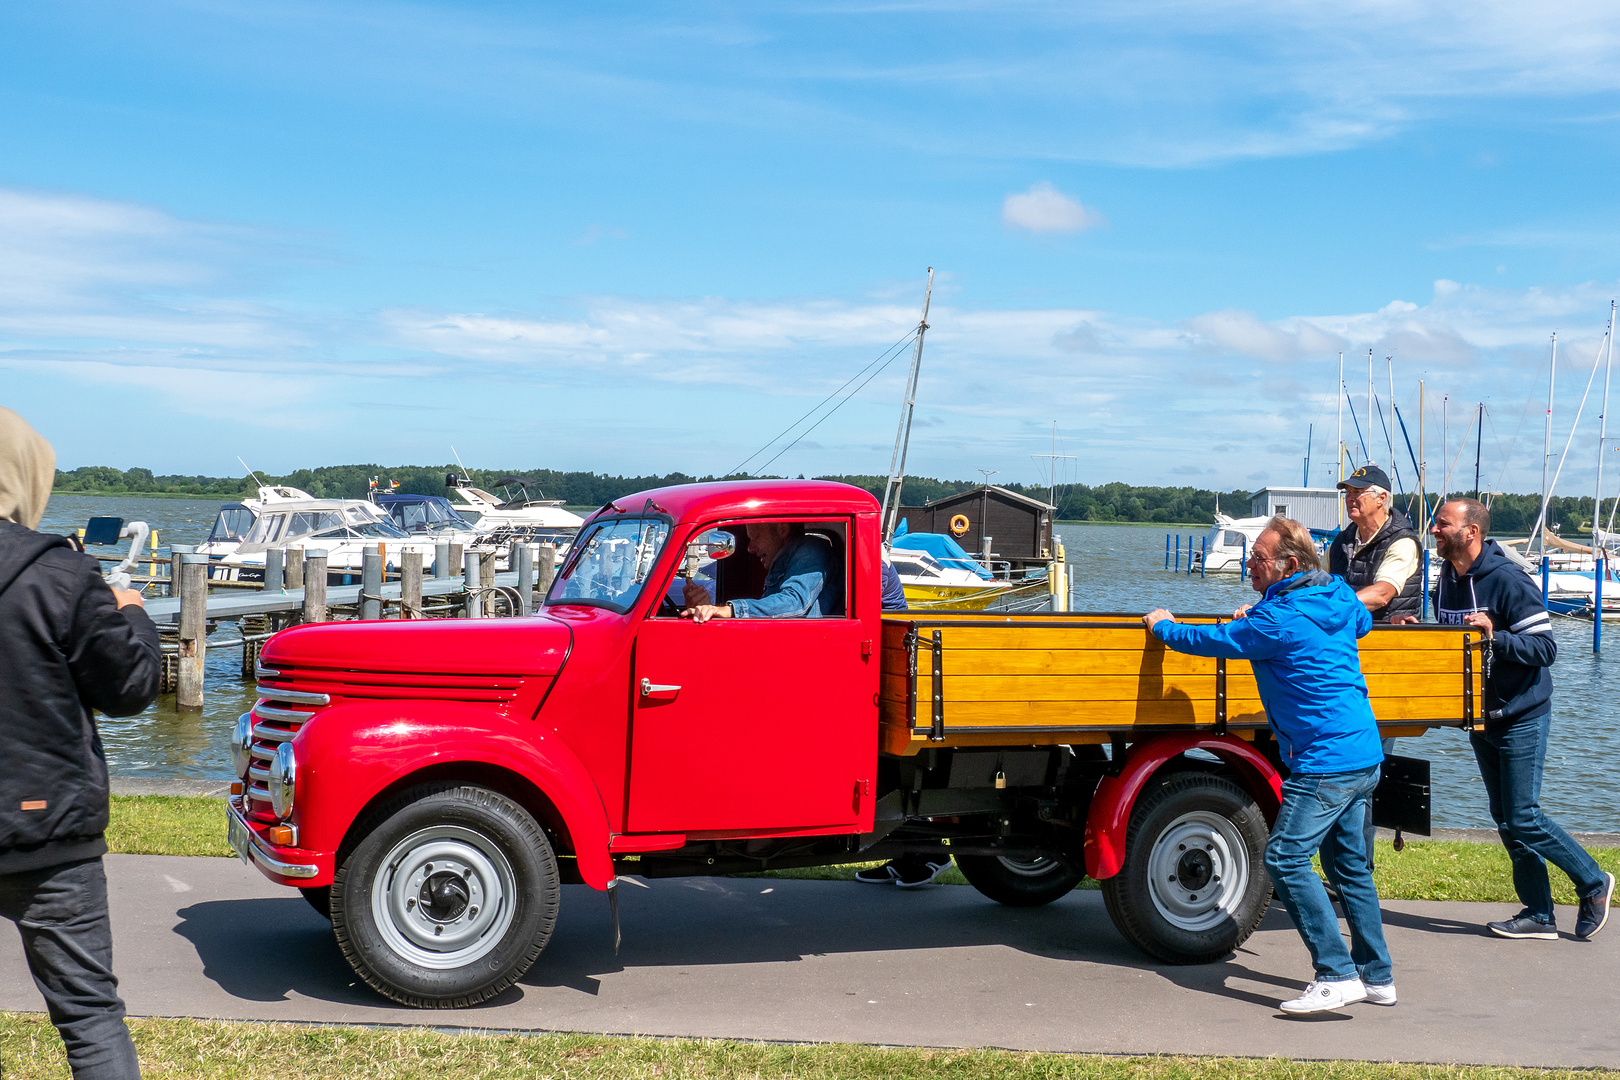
[0,1014,1614,1080]
[107,796,233,858]
[105,796,1619,907]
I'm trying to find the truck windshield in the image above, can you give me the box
[547,516,670,612]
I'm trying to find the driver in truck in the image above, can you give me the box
[1143,515,1394,1015]
[681,521,841,622]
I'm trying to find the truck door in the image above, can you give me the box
[627,523,874,835]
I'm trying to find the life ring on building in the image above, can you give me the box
[949,514,971,536]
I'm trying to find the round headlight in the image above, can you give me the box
[231,713,253,779]
[269,742,297,820]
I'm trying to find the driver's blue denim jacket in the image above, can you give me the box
[730,535,841,619]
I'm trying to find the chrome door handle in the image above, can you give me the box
[640,677,681,698]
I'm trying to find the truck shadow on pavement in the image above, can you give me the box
[173,880,1482,1013]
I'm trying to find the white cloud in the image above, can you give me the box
[1001,183,1102,234]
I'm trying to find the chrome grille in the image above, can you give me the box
[246,684,329,818]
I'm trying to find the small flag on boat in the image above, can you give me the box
[389,479,400,490]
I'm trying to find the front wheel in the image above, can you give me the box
[331,785,560,1008]
[955,853,1085,906]
[1100,772,1270,964]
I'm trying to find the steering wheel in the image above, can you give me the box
[658,594,681,618]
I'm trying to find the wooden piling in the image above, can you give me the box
[177,554,208,710]
[401,551,423,618]
[478,551,497,613]
[463,550,481,618]
[286,548,304,590]
[515,542,534,616]
[169,544,193,599]
[538,543,557,597]
[361,544,383,620]
[448,542,464,582]
[264,548,285,592]
[303,550,328,623]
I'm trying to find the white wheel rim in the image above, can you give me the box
[371,825,517,971]
[1145,810,1249,931]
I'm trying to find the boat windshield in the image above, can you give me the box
[310,519,411,542]
[547,517,670,612]
[387,498,469,533]
[208,505,257,544]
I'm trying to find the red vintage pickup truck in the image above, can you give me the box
[228,479,1475,1007]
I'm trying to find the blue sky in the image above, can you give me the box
[6,2,1620,498]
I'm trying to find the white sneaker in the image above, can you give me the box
[1280,977,1367,1014]
[1363,982,1397,1006]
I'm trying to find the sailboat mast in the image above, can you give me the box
[1538,333,1557,555]
[1418,380,1427,536]
[1367,350,1374,463]
[1387,356,1396,467]
[1473,403,1484,500]
[1337,352,1345,527]
[1595,301,1615,551]
[880,267,935,541]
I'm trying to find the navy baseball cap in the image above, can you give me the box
[1337,464,1392,491]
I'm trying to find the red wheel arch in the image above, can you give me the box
[1083,733,1282,880]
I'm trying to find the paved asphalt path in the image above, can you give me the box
[0,854,1613,1067]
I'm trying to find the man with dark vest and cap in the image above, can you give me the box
[1326,464,1419,880]
[1328,464,1421,622]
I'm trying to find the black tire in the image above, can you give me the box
[955,853,1085,907]
[330,784,560,1008]
[301,885,331,919]
[1100,772,1270,964]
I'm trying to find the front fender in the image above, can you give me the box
[1083,734,1282,880]
[292,701,615,889]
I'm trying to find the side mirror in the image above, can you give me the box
[682,529,736,578]
[693,529,736,561]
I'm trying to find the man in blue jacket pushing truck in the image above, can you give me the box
[1144,515,1394,1015]
[1396,498,1613,942]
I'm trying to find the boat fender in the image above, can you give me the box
[949,514,970,536]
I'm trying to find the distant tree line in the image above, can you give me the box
[51,464,1611,536]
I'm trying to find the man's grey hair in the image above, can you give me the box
[1364,485,1392,507]
[1264,516,1320,573]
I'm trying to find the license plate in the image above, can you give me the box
[227,806,252,864]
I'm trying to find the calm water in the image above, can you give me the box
[1056,523,1619,832]
[37,497,1620,830]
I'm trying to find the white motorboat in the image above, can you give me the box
[196,485,320,563]
[217,496,440,582]
[444,474,584,547]
[886,533,1015,610]
[1188,512,1271,574]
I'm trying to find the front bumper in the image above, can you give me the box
[226,797,332,886]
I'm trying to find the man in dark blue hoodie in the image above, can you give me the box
[1144,516,1392,1014]
[1402,498,1612,941]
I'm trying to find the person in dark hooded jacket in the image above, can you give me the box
[1145,516,1393,1014]
[0,407,158,1079]
[1399,498,1612,942]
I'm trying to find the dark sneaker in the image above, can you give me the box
[894,857,953,888]
[1576,871,1615,940]
[1487,912,1558,940]
[854,862,900,884]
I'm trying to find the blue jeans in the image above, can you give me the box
[1471,710,1606,924]
[0,857,140,1079]
[1265,764,1392,985]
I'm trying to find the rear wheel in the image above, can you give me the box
[955,853,1084,907]
[331,785,559,1008]
[1101,772,1270,964]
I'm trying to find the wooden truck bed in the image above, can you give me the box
[878,612,1483,756]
